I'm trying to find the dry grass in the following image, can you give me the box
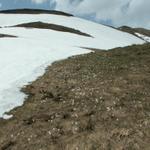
[0,43,150,150]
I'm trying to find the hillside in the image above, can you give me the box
[0,44,150,150]
[0,8,150,149]
[0,9,145,119]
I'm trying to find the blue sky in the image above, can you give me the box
[0,0,53,10]
[0,0,149,29]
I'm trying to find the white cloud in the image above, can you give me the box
[30,0,150,28]
[31,0,48,4]
[52,0,150,29]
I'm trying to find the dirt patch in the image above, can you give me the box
[0,34,17,38]
[0,44,150,150]
[0,9,73,17]
[13,22,92,37]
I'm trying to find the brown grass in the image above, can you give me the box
[0,43,150,150]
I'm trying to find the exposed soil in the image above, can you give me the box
[0,34,17,38]
[13,22,92,37]
[0,44,150,150]
[118,26,150,40]
[0,9,73,17]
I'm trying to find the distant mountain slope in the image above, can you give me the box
[0,9,145,118]
[0,8,73,16]
[0,10,144,47]
[118,26,150,42]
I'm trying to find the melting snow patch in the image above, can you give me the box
[2,114,13,120]
[135,33,150,42]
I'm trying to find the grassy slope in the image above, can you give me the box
[0,44,150,150]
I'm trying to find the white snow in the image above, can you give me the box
[135,32,150,42]
[0,13,145,118]
[0,13,145,48]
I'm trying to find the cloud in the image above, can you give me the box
[52,0,150,28]
[30,0,150,28]
[31,0,48,4]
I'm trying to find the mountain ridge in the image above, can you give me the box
[0,8,73,16]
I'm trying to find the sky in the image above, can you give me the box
[0,0,150,29]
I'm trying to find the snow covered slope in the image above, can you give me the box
[0,10,145,118]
